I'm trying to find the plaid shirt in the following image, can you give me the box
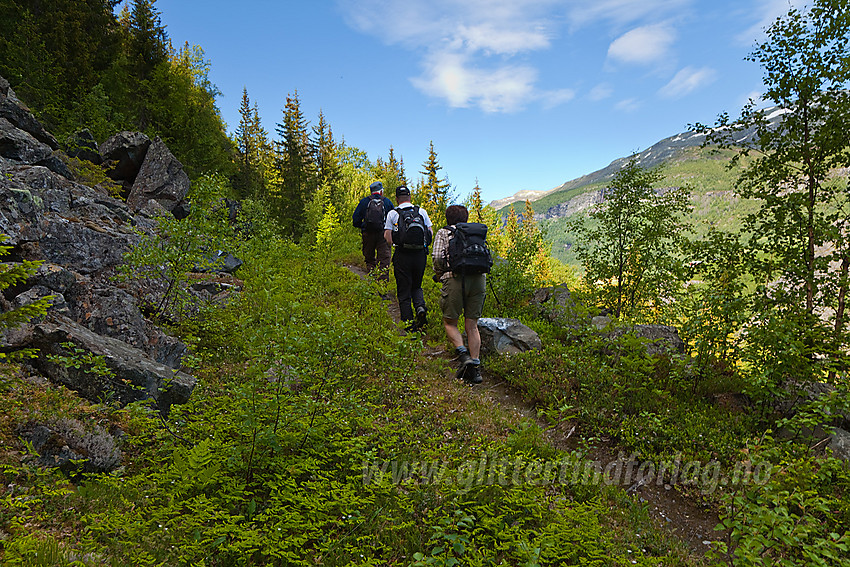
[431,226,453,282]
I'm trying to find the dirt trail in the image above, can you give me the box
[345,263,722,555]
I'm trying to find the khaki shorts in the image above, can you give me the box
[440,274,486,320]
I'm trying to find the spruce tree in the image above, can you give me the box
[121,0,168,130]
[0,0,121,134]
[469,180,485,223]
[275,91,316,241]
[374,146,408,193]
[234,88,268,199]
[312,110,341,190]
[419,141,452,225]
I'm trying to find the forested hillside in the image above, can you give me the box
[1,1,849,566]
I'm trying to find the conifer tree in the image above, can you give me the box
[419,141,452,225]
[234,87,268,199]
[374,146,408,193]
[312,110,342,190]
[0,0,121,133]
[125,0,168,130]
[469,180,485,223]
[275,91,316,241]
[128,0,168,80]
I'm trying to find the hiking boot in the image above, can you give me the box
[464,361,482,384]
[415,305,427,329]
[454,346,473,379]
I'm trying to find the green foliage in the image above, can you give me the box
[711,386,850,566]
[677,228,750,376]
[146,42,235,180]
[488,329,761,466]
[411,511,475,567]
[568,158,692,320]
[45,342,114,380]
[61,155,123,198]
[373,146,409,196]
[117,175,236,322]
[695,0,850,387]
[0,0,122,135]
[0,235,52,360]
[485,202,555,315]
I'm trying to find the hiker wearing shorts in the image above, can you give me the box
[432,204,486,384]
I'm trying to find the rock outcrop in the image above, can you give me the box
[478,318,544,356]
[0,73,200,417]
[127,137,191,216]
[100,131,190,217]
[31,315,196,413]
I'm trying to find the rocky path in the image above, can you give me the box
[345,262,723,556]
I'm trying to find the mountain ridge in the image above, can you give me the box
[489,107,788,213]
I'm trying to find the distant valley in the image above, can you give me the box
[491,108,793,265]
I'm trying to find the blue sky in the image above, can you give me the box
[141,0,803,204]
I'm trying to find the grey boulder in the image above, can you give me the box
[478,317,543,356]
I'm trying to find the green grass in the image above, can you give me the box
[0,234,713,566]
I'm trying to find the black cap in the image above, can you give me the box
[395,185,410,196]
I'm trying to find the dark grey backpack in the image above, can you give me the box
[446,222,492,274]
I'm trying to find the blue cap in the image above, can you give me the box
[370,181,383,193]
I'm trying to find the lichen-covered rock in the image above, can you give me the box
[0,96,199,410]
[0,165,142,273]
[67,129,102,165]
[478,317,543,356]
[607,324,685,355]
[529,284,585,325]
[99,130,151,183]
[17,419,121,473]
[830,428,850,462]
[30,315,196,414]
[127,137,190,217]
[0,76,59,150]
[0,117,53,164]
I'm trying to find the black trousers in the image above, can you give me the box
[361,230,391,281]
[392,250,427,325]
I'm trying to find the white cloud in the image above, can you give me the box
[659,66,717,98]
[411,51,538,113]
[615,98,641,112]
[736,0,808,44]
[566,0,689,28]
[607,24,676,65]
[588,83,614,101]
[338,0,571,112]
[540,88,577,108]
[340,0,557,53]
[338,0,697,112]
[454,22,552,55]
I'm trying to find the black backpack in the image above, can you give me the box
[393,206,427,250]
[362,196,386,232]
[446,222,493,274]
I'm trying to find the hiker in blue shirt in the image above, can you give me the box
[352,181,394,282]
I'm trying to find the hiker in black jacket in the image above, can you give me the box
[384,185,433,332]
[352,181,394,282]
